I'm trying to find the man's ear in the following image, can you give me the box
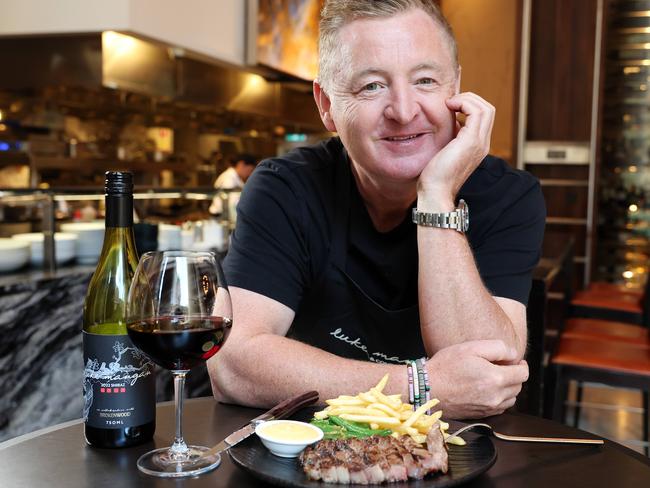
[313,80,337,132]
[454,66,462,95]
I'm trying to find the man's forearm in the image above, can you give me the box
[208,333,407,408]
[417,227,526,358]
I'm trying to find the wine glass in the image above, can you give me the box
[126,251,232,478]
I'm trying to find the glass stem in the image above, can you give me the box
[169,371,189,458]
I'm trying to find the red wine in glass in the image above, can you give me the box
[127,316,232,371]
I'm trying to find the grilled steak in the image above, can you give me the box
[300,425,448,484]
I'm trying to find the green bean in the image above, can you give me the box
[310,419,346,436]
[309,419,334,430]
[310,416,392,439]
[329,416,392,437]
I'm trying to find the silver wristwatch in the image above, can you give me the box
[411,199,469,233]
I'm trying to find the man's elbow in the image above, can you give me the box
[207,354,237,404]
[211,381,227,403]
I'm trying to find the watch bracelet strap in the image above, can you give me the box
[411,209,463,228]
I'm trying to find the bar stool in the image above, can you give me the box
[585,282,644,296]
[546,252,650,454]
[562,274,649,427]
[570,277,648,327]
[563,318,649,345]
[549,336,650,455]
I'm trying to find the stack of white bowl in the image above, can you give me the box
[190,220,226,252]
[0,238,31,272]
[12,232,78,266]
[181,228,195,250]
[158,224,182,251]
[61,221,105,265]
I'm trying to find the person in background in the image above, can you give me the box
[208,153,258,215]
[208,0,545,419]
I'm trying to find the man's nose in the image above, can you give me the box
[384,84,418,124]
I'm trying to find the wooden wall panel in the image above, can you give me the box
[527,0,597,141]
[441,0,520,163]
[543,186,589,219]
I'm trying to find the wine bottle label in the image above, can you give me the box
[83,332,155,429]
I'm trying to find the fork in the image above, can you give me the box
[446,423,604,445]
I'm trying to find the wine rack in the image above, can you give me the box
[595,0,650,287]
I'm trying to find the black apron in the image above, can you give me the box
[288,159,426,364]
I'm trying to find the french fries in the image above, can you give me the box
[314,374,466,446]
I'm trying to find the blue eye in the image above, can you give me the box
[364,82,381,92]
[417,78,435,85]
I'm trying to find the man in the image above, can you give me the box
[208,153,257,215]
[208,0,545,419]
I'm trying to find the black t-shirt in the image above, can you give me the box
[224,137,546,315]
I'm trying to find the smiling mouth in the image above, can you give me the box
[383,133,426,141]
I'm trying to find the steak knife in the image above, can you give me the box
[204,390,319,458]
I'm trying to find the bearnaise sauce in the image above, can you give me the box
[259,422,319,442]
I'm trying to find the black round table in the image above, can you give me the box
[1,397,649,487]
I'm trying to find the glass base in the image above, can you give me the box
[136,445,221,478]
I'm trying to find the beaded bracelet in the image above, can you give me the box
[411,360,421,408]
[407,357,432,411]
[423,369,432,414]
[407,363,415,405]
[416,357,431,414]
[406,357,431,413]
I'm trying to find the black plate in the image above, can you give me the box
[229,410,497,487]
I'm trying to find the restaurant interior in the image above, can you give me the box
[0,0,649,468]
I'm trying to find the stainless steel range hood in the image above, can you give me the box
[0,32,321,128]
[0,35,104,90]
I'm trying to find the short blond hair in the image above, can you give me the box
[318,0,458,92]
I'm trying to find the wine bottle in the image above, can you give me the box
[82,171,155,448]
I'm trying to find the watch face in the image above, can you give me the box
[458,199,469,232]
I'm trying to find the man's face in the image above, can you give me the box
[322,9,459,185]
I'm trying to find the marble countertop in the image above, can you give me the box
[0,263,96,293]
